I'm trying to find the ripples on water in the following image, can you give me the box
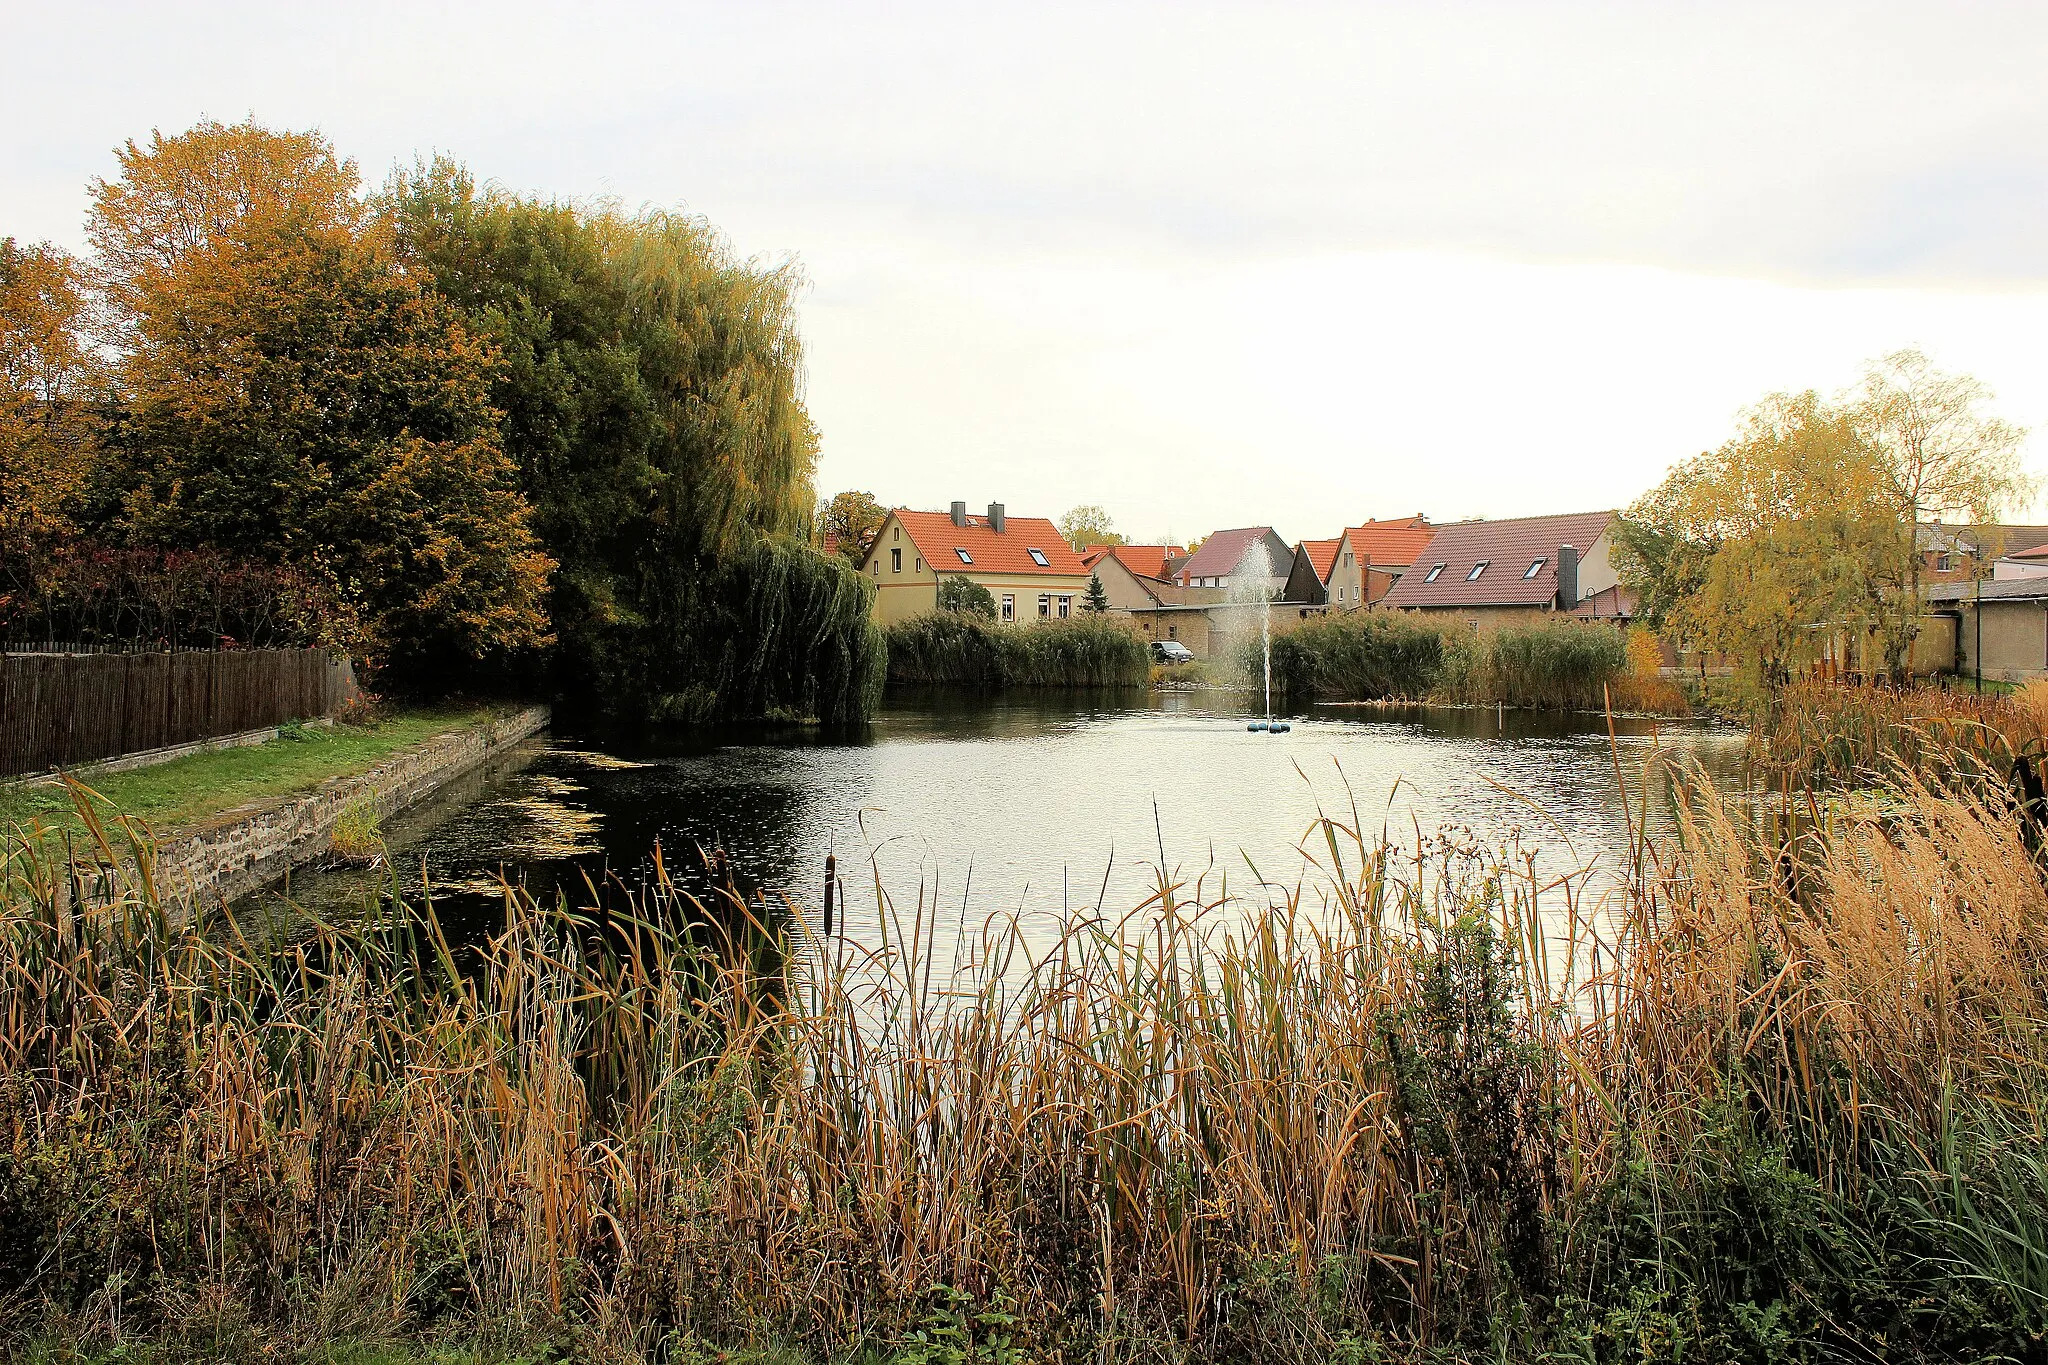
[264,690,1747,973]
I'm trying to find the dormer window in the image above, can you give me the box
[1423,563,1446,583]
[1522,557,1546,579]
[1466,560,1489,581]
[1027,547,1049,567]
[955,548,974,564]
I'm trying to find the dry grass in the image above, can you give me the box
[4,744,2048,1361]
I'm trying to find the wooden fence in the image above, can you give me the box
[0,648,357,777]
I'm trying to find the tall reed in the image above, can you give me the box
[883,612,1150,688]
[5,744,2047,1361]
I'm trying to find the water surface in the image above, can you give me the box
[264,691,1745,963]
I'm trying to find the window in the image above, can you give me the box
[1937,552,1955,572]
[1027,547,1050,567]
[1167,625,1178,639]
[1522,557,1545,579]
[1423,563,1446,583]
[955,547,973,564]
[1335,586,1344,602]
[1001,594,1015,622]
[1466,560,1489,581]
[891,548,902,573]
[915,557,922,571]
[892,527,900,541]
[872,561,880,578]
[1038,594,1050,618]
[1058,596,1072,618]
[1344,552,1354,565]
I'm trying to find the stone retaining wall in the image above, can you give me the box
[139,705,550,912]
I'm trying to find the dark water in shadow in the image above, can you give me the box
[259,690,1746,958]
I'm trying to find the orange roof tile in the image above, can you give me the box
[1342,517,1436,568]
[1301,538,1342,582]
[1087,544,1185,580]
[889,510,1092,576]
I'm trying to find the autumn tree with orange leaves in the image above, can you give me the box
[84,120,552,678]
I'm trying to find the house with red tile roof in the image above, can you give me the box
[1377,510,1621,628]
[1327,517,1435,609]
[860,502,1093,625]
[1282,538,1343,606]
[1081,544,1186,581]
[1081,545,1192,614]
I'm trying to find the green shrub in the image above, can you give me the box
[883,613,1148,688]
[1271,614,1630,710]
[936,575,997,618]
[1453,618,1630,710]
[1267,613,1449,701]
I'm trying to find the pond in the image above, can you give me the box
[261,690,1748,969]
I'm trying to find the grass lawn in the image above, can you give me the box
[0,705,510,840]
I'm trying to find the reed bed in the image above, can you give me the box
[883,613,1150,688]
[1753,677,2048,789]
[4,747,2048,1362]
[1269,614,1663,715]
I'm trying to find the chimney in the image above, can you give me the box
[950,500,968,528]
[1555,544,1579,611]
[987,502,1006,533]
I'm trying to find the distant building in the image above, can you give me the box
[1176,527,1294,593]
[1282,538,1342,607]
[1923,578,2048,682]
[1327,517,1436,608]
[1993,541,2048,582]
[860,502,1093,625]
[1377,510,1621,628]
[1085,546,1186,613]
[1282,517,1438,610]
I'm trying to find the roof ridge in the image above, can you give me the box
[1434,509,1616,527]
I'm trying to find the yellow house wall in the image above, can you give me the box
[1576,530,1620,599]
[861,513,1091,625]
[1092,557,1169,611]
[1392,604,1568,632]
[1909,615,1958,675]
[1133,611,1216,657]
[1326,538,1368,609]
[973,575,1094,622]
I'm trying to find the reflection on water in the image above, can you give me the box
[262,691,1748,959]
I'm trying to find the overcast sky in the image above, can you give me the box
[10,2,2048,540]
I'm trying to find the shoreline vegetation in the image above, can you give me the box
[882,613,1151,688]
[0,705,510,842]
[1267,614,1690,715]
[6,686,2048,1362]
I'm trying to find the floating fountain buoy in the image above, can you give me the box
[1247,720,1268,732]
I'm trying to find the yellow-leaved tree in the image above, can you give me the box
[88,119,552,679]
[0,239,105,554]
[1621,391,1910,684]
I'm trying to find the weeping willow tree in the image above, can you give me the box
[383,162,882,725]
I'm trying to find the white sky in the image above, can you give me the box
[10,1,2048,540]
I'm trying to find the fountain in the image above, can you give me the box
[1228,541,1290,735]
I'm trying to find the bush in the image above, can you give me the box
[1454,618,1631,710]
[1267,613,1639,712]
[1267,613,1448,701]
[936,575,997,618]
[883,612,1148,688]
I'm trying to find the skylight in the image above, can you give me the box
[1466,560,1489,581]
[1027,547,1049,567]
[1523,557,1546,579]
[1423,563,1445,582]
[955,547,974,564]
